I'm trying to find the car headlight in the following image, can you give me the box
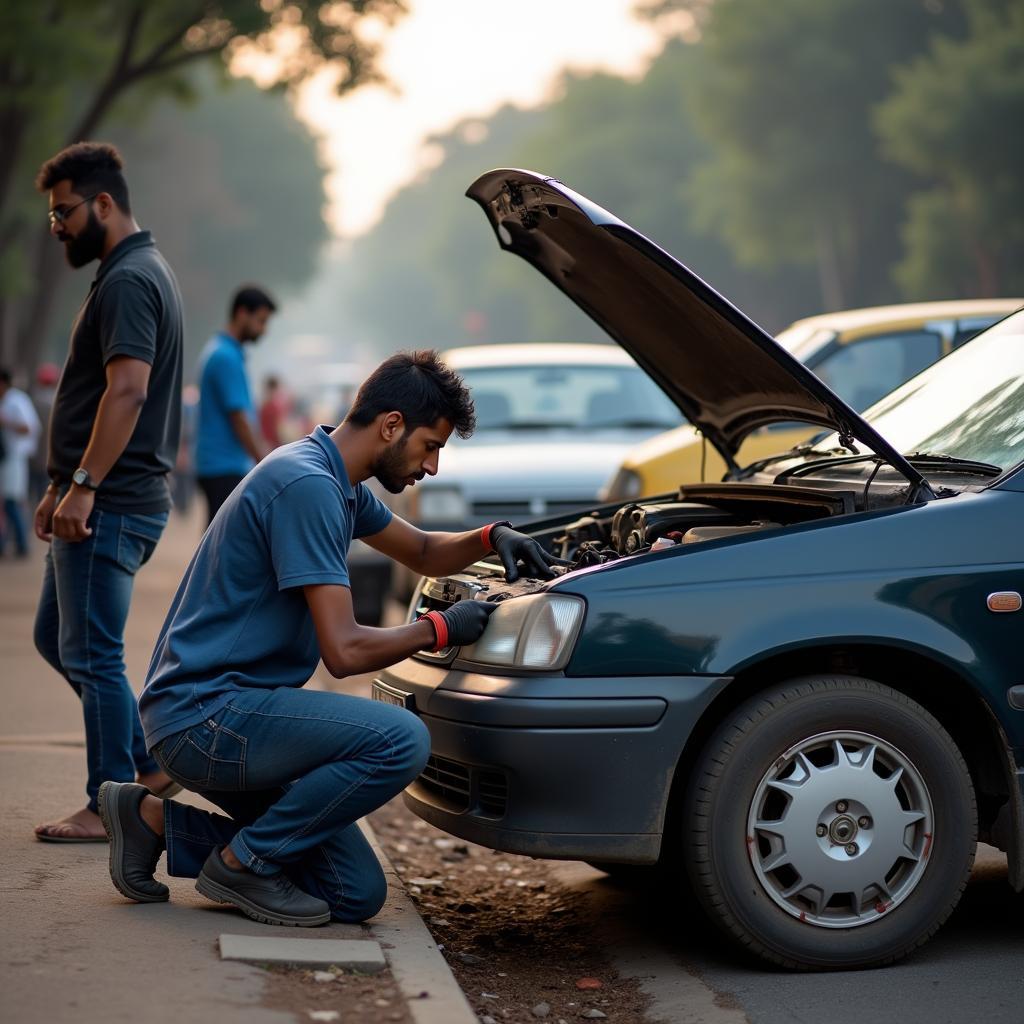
[417,487,467,523]
[602,467,642,501]
[458,594,585,670]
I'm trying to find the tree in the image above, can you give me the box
[0,0,405,373]
[676,0,968,310]
[875,0,1024,298]
[339,41,821,355]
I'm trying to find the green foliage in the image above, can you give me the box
[876,0,1024,297]
[0,0,404,372]
[340,42,821,356]
[684,0,968,310]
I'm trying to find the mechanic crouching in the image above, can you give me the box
[97,350,565,926]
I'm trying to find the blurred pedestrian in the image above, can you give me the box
[195,286,276,524]
[29,362,60,505]
[258,374,287,449]
[0,368,41,558]
[32,141,183,842]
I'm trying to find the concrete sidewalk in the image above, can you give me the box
[0,510,473,1024]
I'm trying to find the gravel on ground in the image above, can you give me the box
[369,796,653,1024]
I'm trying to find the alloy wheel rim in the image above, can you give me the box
[746,730,934,928]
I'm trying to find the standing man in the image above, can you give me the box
[194,286,276,524]
[97,351,566,925]
[32,142,183,841]
[0,368,41,558]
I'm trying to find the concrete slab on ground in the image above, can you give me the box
[219,934,386,969]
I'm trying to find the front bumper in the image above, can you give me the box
[375,657,729,862]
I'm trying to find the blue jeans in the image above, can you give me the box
[34,507,168,811]
[1,496,28,555]
[152,687,430,922]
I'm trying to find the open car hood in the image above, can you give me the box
[466,169,929,492]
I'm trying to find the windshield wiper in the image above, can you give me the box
[736,445,844,477]
[907,453,1003,476]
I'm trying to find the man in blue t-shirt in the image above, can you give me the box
[97,350,567,927]
[194,285,276,524]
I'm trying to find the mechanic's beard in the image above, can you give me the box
[64,210,106,268]
[372,436,416,494]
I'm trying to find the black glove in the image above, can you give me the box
[420,599,497,651]
[488,522,571,583]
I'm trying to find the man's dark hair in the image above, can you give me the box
[35,142,131,214]
[230,285,277,318]
[0,368,11,386]
[347,350,476,439]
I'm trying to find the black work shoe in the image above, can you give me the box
[196,848,330,927]
[97,781,169,903]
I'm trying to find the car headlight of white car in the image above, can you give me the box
[418,487,468,523]
[458,594,586,670]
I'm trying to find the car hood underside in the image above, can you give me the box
[465,168,927,493]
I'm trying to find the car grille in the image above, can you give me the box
[417,755,508,819]
[470,498,590,520]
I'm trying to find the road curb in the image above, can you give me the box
[361,820,478,1024]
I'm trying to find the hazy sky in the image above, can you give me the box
[256,0,666,238]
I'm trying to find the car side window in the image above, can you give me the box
[812,331,943,411]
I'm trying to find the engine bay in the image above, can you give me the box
[413,483,858,615]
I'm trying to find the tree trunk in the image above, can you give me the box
[813,217,846,311]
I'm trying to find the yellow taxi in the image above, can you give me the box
[602,299,1022,500]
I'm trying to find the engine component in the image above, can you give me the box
[611,501,736,555]
[682,521,781,544]
[554,514,608,561]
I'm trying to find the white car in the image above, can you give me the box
[404,342,681,530]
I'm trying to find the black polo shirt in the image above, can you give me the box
[49,231,183,514]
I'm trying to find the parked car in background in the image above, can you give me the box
[602,299,1021,501]
[390,342,681,597]
[373,169,1024,971]
[409,343,681,528]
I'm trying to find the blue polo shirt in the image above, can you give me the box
[195,331,255,477]
[139,426,393,750]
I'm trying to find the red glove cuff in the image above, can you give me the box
[481,521,510,552]
[419,610,448,652]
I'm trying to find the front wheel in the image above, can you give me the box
[684,676,976,970]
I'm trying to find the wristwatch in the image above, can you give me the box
[71,467,99,490]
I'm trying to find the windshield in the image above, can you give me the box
[816,310,1024,472]
[459,364,682,432]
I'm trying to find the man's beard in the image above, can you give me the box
[63,209,106,268]
[371,434,421,494]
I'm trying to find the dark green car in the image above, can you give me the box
[373,170,1024,970]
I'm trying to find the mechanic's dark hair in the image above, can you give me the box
[346,350,476,439]
[35,142,131,214]
[230,285,277,318]
[0,368,11,386]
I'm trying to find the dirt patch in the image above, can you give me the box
[370,796,652,1024]
[261,963,414,1023]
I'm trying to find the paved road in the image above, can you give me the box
[548,848,1023,1024]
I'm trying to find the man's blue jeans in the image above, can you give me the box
[34,507,168,811]
[152,687,431,922]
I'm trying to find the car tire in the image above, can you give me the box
[683,675,976,970]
